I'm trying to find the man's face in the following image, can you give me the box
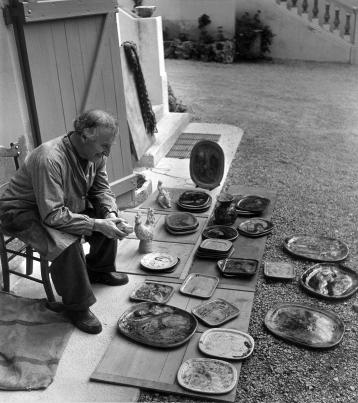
[81,126,117,162]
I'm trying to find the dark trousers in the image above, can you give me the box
[50,231,117,311]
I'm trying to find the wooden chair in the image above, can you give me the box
[0,143,55,302]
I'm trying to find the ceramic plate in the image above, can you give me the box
[237,218,273,237]
[165,212,199,231]
[192,298,240,326]
[217,258,258,277]
[264,303,345,348]
[165,226,198,236]
[196,247,234,260]
[264,261,296,279]
[300,263,358,300]
[140,252,179,271]
[236,195,270,213]
[199,329,254,360]
[180,273,219,298]
[177,358,237,394]
[283,235,349,262]
[178,190,212,207]
[130,282,175,303]
[117,302,197,348]
[236,209,259,217]
[199,238,233,253]
[189,140,225,191]
[202,225,239,242]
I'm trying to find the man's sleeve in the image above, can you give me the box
[87,158,119,218]
[30,154,95,235]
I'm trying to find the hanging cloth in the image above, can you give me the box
[123,41,157,136]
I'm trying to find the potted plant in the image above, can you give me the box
[235,10,274,60]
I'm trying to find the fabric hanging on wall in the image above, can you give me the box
[123,41,157,136]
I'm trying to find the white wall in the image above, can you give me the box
[122,0,356,63]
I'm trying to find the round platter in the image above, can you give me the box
[178,190,212,208]
[117,302,197,348]
[189,140,225,190]
[199,328,254,360]
[300,263,358,300]
[264,303,345,349]
[283,235,349,262]
[177,358,237,394]
[140,252,179,271]
[202,225,239,242]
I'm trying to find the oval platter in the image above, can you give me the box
[236,195,270,213]
[283,235,349,262]
[165,212,199,231]
[199,328,254,360]
[177,358,237,394]
[117,302,197,348]
[300,263,358,300]
[189,140,225,190]
[264,303,345,349]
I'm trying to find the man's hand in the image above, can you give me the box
[93,217,129,239]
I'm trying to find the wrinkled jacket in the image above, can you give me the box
[0,134,118,260]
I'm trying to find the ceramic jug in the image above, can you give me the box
[214,193,237,225]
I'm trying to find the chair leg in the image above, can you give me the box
[26,246,34,275]
[0,235,10,292]
[40,259,56,303]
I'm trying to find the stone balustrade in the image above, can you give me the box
[276,0,358,43]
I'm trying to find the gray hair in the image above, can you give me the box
[73,109,119,136]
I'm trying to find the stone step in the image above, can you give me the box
[135,111,191,168]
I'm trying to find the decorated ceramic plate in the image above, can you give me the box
[180,273,219,299]
[202,225,239,242]
[264,303,345,348]
[165,226,199,236]
[283,235,349,262]
[217,258,258,277]
[130,282,175,303]
[264,261,296,280]
[177,358,237,394]
[237,218,273,237]
[189,140,225,191]
[178,190,212,207]
[199,238,233,253]
[300,263,358,300]
[117,302,197,348]
[192,298,240,326]
[236,195,270,213]
[165,212,199,231]
[140,252,179,271]
[199,329,254,360]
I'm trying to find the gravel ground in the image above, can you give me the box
[140,59,358,403]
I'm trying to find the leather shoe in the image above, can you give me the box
[88,271,129,286]
[67,309,102,334]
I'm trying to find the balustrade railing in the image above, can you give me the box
[276,0,358,44]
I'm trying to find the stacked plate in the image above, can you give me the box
[196,238,234,259]
[236,195,270,217]
[177,190,212,213]
[237,218,273,238]
[165,212,199,235]
[202,225,238,242]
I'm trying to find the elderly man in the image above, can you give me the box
[0,109,132,334]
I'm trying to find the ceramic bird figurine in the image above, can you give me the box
[134,208,156,253]
[156,181,172,209]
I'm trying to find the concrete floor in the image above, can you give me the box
[2,122,242,403]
